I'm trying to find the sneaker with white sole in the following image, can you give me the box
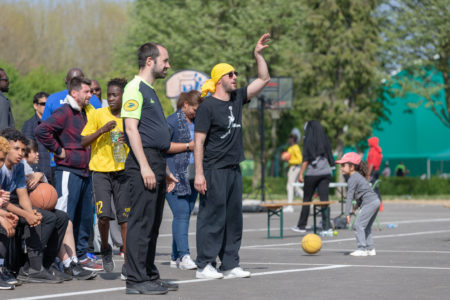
[222,267,251,279]
[350,249,368,257]
[367,249,376,256]
[291,226,306,233]
[179,255,197,270]
[170,259,179,269]
[283,206,294,213]
[196,263,223,279]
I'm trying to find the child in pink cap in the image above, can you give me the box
[337,152,380,257]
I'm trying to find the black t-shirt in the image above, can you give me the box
[121,76,171,151]
[195,87,249,169]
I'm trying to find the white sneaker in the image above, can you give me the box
[350,249,368,257]
[367,249,376,256]
[179,255,197,270]
[291,226,306,233]
[222,267,251,279]
[283,206,294,213]
[170,259,179,269]
[196,263,223,279]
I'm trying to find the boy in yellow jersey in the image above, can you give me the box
[284,129,303,212]
[81,78,130,278]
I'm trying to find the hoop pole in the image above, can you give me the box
[259,95,265,203]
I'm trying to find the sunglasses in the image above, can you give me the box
[225,71,239,78]
[91,87,100,92]
[37,102,46,106]
[0,78,9,82]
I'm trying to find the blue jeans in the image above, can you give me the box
[166,184,197,260]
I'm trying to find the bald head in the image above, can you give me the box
[65,68,84,85]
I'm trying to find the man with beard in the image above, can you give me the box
[121,42,177,295]
[194,33,270,279]
[0,68,15,130]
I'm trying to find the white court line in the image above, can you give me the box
[9,265,348,300]
[242,229,450,249]
[157,217,450,238]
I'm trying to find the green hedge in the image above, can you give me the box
[243,176,450,196]
[379,177,450,195]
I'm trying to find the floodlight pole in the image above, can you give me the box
[258,95,266,203]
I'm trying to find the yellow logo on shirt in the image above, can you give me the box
[124,100,139,111]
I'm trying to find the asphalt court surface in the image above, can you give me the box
[6,201,450,300]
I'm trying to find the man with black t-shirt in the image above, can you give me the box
[194,33,271,279]
[121,42,178,295]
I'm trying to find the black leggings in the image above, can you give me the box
[297,174,331,229]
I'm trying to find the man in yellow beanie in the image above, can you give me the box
[194,33,270,279]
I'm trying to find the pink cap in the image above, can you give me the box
[336,152,361,165]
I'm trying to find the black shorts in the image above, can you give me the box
[92,171,130,224]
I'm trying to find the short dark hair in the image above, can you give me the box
[107,78,127,92]
[68,77,91,94]
[33,91,49,104]
[176,90,204,109]
[137,43,164,69]
[0,128,29,146]
[25,138,38,157]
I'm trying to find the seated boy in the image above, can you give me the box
[0,136,19,290]
[0,129,69,283]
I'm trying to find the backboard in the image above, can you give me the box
[247,77,293,110]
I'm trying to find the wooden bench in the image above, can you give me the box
[259,201,337,239]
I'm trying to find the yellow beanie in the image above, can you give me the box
[201,63,235,97]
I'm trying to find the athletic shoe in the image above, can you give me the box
[120,264,127,281]
[155,278,178,291]
[0,267,19,285]
[290,226,306,233]
[283,206,294,213]
[196,263,224,279]
[0,277,14,290]
[64,262,97,280]
[126,280,168,295]
[222,267,251,279]
[179,255,197,270]
[349,249,368,257]
[101,245,115,272]
[367,249,376,256]
[170,259,179,269]
[17,267,63,284]
[86,253,97,261]
[119,246,125,258]
[79,257,104,271]
[49,263,72,281]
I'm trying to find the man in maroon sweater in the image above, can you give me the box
[35,77,102,271]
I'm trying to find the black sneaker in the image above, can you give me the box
[120,264,127,281]
[0,267,19,285]
[101,245,115,273]
[64,262,97,280]
[0,277,14,290]
[126,280,168,295]
[17,267,63,284]
[49,263,72,281]
[155,278,178,291]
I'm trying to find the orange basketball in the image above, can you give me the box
[281,151,291,161]
[29,183,58,210]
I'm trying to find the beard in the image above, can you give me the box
[223,81,236,94]
[153,67,167,79]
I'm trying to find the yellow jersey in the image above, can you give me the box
[287,144,302,166]
[81,107,129,172]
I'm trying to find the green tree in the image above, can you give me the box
[382,0,450,127]
[293,0,386,158]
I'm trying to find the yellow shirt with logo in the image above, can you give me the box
[287,144,302,166]
[81,107,129,172]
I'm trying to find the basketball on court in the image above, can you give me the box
[301,233,322,254]
[29,183,58,211]
[281,151,291,161]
